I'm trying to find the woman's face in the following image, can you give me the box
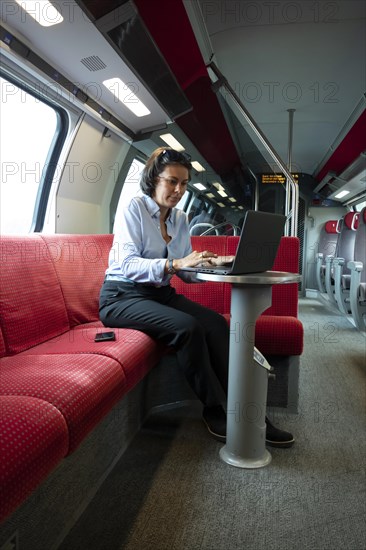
[152,164,189,210]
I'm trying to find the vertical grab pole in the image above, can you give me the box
[286,109,296,236]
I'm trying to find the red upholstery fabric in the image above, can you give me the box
[0,235,70,354]
[325,220,338,233]
[0,395,68,523]
[107,332,166,392]
[344,211,359,230]
[255,316,303,356]
[226,236,300,317]
[0,353,125,453]
[171,236,228,313]
[23,323,163,392]
[0,327,6,358]
[223,314,303,356]
[40,234,113,327]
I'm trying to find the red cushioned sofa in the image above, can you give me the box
[0,233,303,525]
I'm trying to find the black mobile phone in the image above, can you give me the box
[94,331,116,342]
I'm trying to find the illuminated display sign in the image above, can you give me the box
[261,173,299,184]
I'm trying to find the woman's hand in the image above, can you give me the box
[173,250,218,271]
[204,255,235,266]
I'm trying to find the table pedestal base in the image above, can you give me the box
[219,446,272,469]
[195,270,302,469]
[222,283,272,469]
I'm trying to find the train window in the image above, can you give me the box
[113,158,144,234]
[0,75,66,234]
[175,190,190,210]
[187,196,206,224]
[355,200,366,212]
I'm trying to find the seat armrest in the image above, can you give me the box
[324,255,337,304]
[315,253,326,292]
[347,260,363,272]
[348,262,366,330]
[333,257,350,313]
[333,258,344,286]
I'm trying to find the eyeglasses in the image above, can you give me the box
[157,176,189,187]
[158,149,192,164]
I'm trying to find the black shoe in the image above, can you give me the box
[202,405,226,442]
[265,416,295,448]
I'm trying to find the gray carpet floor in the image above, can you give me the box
[58,298,366,550]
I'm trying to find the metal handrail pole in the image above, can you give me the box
[286,109,295,235]
[208,62,299,236]
[201,221,240,236]
[246,164,259,212]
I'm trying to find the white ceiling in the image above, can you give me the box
[195,0,365,177]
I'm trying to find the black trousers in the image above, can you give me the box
[99,280,229,407]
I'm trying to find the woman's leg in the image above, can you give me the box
[100,281,223,407]
[166,291,229,394]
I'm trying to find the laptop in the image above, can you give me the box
[181,210,286,275]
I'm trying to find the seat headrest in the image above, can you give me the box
[344,211,359,230]
[325,220,338,233]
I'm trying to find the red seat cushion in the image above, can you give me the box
[223,313,303,356]
[22,322,164,392]
[0,395,68,523]
[0,353,125,453]
[255,315,303,356]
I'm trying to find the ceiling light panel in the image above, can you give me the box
[103,78,151,117]
[191,161,206,172]
[159,133,185,151]
[14,0,64,27]
[334,190,350,199]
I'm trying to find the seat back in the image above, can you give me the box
[335,212,359,275]
[318,219,339,258]
[40,234,113,326]
[226,236,300,317]
[171,236,228,314]
[0,235,70,355]
[353,207,366,284]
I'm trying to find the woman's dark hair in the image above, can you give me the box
[140,147,192,197]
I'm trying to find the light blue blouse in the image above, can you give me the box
[106,195,198,286]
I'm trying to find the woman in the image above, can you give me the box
[99,147,294,447]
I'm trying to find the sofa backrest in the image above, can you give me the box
[226,236,300,317]
[171,236,228,314]
[40,234,113,327]
[0,235,70,355]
